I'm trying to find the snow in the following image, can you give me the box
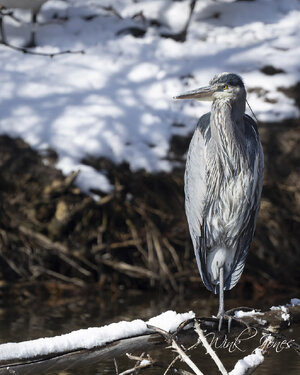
[229,348,264,375]
[279,306,290,322]
[140,359,151,366]
[234,309,267,325]
[234,309,263,318]
[270,305,290,322]
[290,298,300,306]
[0,310,194,361]
[147,310,193,331]
[269,298,300,322]
[0,0,299,193]
[271,299,300,310]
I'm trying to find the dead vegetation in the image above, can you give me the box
[0,111,299,296]
[0,135,192,293]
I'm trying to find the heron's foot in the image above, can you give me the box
[226,306,259,333]
[217,311,233,332]
[217,310,252,333]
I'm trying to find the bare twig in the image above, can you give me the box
[163,336,201,375]
[161,0,197,42]
[0,252,28,277]
[151,226,178,291]
[0,41,84,57]
[134,203,169,220]
[117,353,155,375]
[169,337,204,375]
[32,266,86,287]
[100,258,159,280]
[194,320,228,375]
[146,226,156,287]
[126,219,148,261]
[44,170,80,195]
[126,353,146,361]
[92,239,138,254]
[100,5,123,19]
[162,237,183,272]
[114,358,119,375]
[96,193,114,206]
[18,225,96,276]
[55,251,92,277]
[147,324,204,375]
[111,240,136,249]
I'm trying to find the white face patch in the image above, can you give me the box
[212,85,243,101]
[213,90,233,100]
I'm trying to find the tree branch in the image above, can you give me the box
[0,41,85,57]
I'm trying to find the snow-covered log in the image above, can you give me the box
[0,303,299,375]
[0,311,194,374]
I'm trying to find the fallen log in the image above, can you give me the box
[0,304,299,375]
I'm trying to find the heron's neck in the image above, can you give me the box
[211,98,245,140]
[210,98,246,167]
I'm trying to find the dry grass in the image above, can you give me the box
[0,114,299,296]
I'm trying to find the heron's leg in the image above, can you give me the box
[217,266,225,316]
[216,271,251,333]
[217,266,225,331]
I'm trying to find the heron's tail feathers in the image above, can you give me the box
[195,237,247,294]
[195,235,214,292]
[224,257,246,291]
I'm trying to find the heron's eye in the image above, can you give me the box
[223,84,228,90]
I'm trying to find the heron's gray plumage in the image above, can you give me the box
[181,73,264,300]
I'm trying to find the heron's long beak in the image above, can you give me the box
[173,85,215,101]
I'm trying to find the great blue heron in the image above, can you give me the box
[0,0,47,47]
[174,72,264,328]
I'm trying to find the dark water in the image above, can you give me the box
[0,288,299,374]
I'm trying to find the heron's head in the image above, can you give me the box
[174,72,246,103]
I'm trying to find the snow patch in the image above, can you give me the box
[0,310,194,361]
[290,298,300,306]
[270,305,290,322]
[147,310,194,332]
[0,0,299,194]
[234,310,263,318]
[229,348,264,375]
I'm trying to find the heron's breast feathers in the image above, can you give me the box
[184,114,263,292]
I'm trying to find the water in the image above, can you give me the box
[0,288,299,374]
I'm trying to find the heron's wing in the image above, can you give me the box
[224,114,264,290]
[184,113,212,290]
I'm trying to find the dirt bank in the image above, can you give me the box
[0,114,299,298]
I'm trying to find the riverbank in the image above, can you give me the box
[0,111,299,298]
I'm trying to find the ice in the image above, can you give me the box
[0,0,299,194]
[0,310,194,361]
